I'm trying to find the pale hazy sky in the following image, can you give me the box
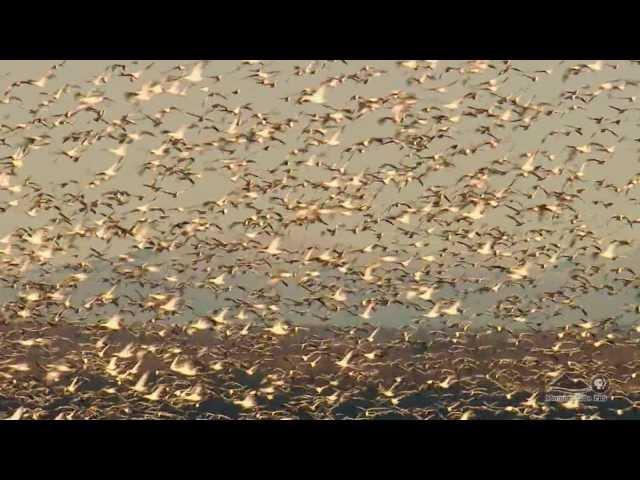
[1,60,639,329]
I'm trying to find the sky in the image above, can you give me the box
[0,60,639,330]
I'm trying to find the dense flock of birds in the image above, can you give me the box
[0,60,640,419]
